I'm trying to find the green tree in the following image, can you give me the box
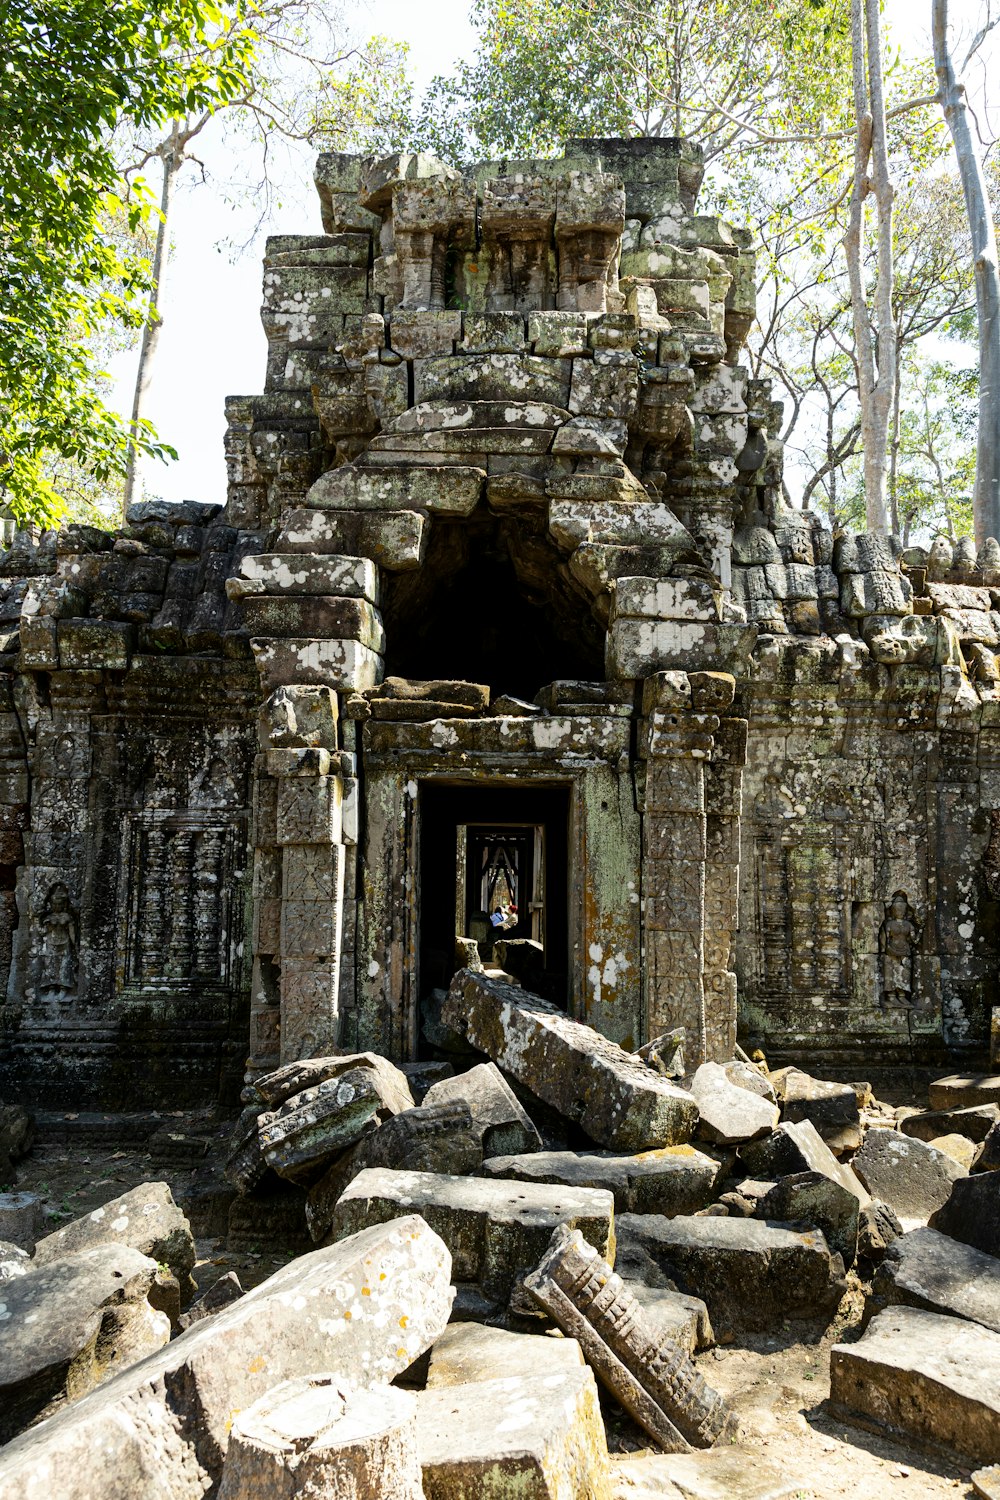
[0,0,254,523]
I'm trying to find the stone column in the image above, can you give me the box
[639,672,718,1063]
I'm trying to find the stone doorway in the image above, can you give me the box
[418,783,570,1010]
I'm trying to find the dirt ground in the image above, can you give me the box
[10,1119,984,1498]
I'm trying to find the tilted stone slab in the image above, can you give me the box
[417,1367,613,1500]
[0,1244,169,1443]
[524,1225,736,1454]
[929,1172,1000,1257]
[426,1322,586,1388]
[331,1166,614,1304]
[853,1128,967,1222]
[259,1056,415,1182]
[34,1181,196,1294]
[929,1074,1000,1111]
[277,508,427,569]
[423,1060,542,1158]
[305,464,485,516]
[481,1145,718,1217]
[871,1226,1000,1333]
[228,553,379,601]
[689,1062,779,1145]
[217,1375,422,1500]
[830,1306,1000,1464]
[739,1119,869,1205]
[0,1216,454,1500]
[901,1103,1000,1144]
[441,970,698,1151]
[616,1213,846,1332]
[757,1171,860,1266]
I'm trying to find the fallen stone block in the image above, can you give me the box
[830,1305,1000,1464]
[442,969,698,1151]
[177,1271,245,1332]
[931,1132,980,1170]
[34,1181,196,1297]
[424,1060,542,1157]
[0,1237,30,1281]
[979,1119,1000,1172]
[973,1466,1000,1500]
[857,1199,903,1264]
[224,1104,273,1194]
[738,1120,869,1206]
[929,1172,1000,1256]
[853,1128,967,1221]
[332,1167,614,1307]
[0,1190,44,1251]
[482,1145,718,1217]
[417,1367,613,1500]
[929,1074,1000,1111]
[871,1226,1000,1333]
[306,1100,483,1242]
[610,1448,808,1499]
[616,1213,846,1332]
[635,1028,686,1079]
[901,1103,1000,1145]
[525,1225,736,1453]
[0,1216,454,1500]
[757,1170,860,1265]
[253,1051,414,1111]
[689,1062,778,1146]
[259,1055,415,1182]
[217,1375,422,1500]
[625,1281,713,1355]
[0,1243,170,1442]
[426,1322,585,1388]
[771,1067,861,1153]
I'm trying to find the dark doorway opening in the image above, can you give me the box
[418,782,571,1023]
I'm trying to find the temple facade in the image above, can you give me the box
[0,138,996,1108]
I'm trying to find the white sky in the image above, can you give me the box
[108,0,995,509]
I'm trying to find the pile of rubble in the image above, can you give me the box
[1,970,999,1496]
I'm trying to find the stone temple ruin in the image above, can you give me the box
[0,135,997,1109]
[3,136,1000,1497]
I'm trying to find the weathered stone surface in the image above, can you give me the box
[929,1075,1000,1111]
[442,970,698,1150]
[853,1128,967,1222]
[929,1172,1000,1256]
[830,1306,1000,1463]
[177,1270,245,1331]
[306,1101,483,1242]
[739,1120,869,1205]
[426,1322,585,1388]
[417,1367,613,1500]
[525,1225,737,1453]
[690,1062,778,1145]
[424,1061,542,1158]
[258,1055,415,1182]
[626,1281,714,1355]
[0,1243,169,1442]
[34,1182,196,1295]
[973,1466,1000,1500]
[758,1170,860,1265]
[217,1375,422,1500]
[930,1131,980,1169]
[610,1449,808,1500]
[616,1213,846,1331]
[0,1103,34,1182]
[979,1119,1000,1172]
[332,1167,614,1305]
[857,1199,904,1264]
[0,1216,454,1500]
[900,1103,1000,1145]
[0,1190,43,1251]
[0,1237,30,1281]
[772,1066,861,1152]
[871,1226,1000,1333]
[482,1145,718,1217]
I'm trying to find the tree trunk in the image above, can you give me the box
[933,0,1000,545]
[843,0,893,535]
[123,121,182,516]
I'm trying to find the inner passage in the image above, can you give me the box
[418,782,570,1017]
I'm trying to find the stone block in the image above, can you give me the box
[549,497,695,552]
[481,1144,718,1217]
[217,1376,422,1500]
[616,1213,846,1331]
[241,594,385,649]
[57,619,132,669]
[0,1243,169,1442]
[830,1306,1000,1464]
[611,1449,810,1499]
[690,1062,779,1145]
[0,1217,454,1500]
[460,311,527,353]
[607,617,732,678]
[34,1182,195,1294]
[426,1322,585,1389]
[332,1167,614,1305]
[0,1191,44,1251]
[230,552,378,601]
[388,308,461,358]
[757,1171,860,1265]
[900,1103,1000,1144]
[417,1367,613,1500]
[251,636,383,692]
[413,352,571,408]
[853,1129,967,1222]
[423,1060,542,1157]
[929,1074,1000,1111]
[277,507,427,569]
[739,1120,870,1205]
[260,1055,415,1182]
[871,1226,1000,1333]
[772,1067,861,1153]
[441,970,698,1151]
[276,775,343,844]
[929,1172,1000,1256]
[306,464,485,516]
[614,576,721,622]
